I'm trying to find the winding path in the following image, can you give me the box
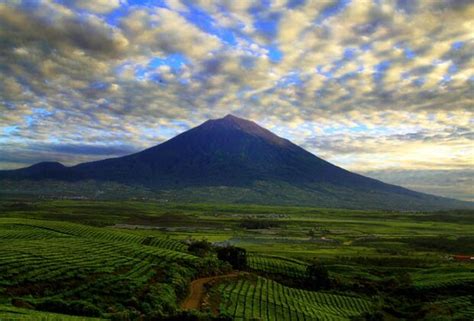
[181,273,241,310]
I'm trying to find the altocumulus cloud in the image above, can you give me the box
[0,0,472,200]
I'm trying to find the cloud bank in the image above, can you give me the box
[0,0,472,200]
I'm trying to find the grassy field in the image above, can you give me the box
[0,200,473,320]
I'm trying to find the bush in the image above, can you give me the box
[194,257,232,277]
[188,239,214,257]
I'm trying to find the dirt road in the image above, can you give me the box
[181,273,240,310]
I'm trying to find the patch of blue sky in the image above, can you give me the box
[448,64,458,74]
[373,60,391,83]
[337,72,359,85]
[148,54,188,71]
[103,0,168,25]
[248,1,281,41]
[276,73,303,88]
[253,12,281,41]
[266,44,283,63]
[350,124,369,132]
[180,3,237,45]
[451,41,464,50]
[24,115,35,126]
[2,126,17,135]
[127,0,167,7]
[396,0,418,14]
[412,77,425,87]
[47,137,61,144]
[287,0,306,9]
[393,42,415,60]
[343,48,357,59]
[404,47,415,59]
[315,0,351,24]
[327,48,358,75]
[31,108,53,118]
[360,43,372,52]
[316,65,334,78]
[440,63,461,85]
[147,73,166,86]
[441,74,452,84]
[133,65,147,81]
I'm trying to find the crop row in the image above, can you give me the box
[248,254,308,278]
[0,236,196,288]
[0,218,187,252]
[412,272,474,290]
[218,277,373,321]
[0,304,104,321]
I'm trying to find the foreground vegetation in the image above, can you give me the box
[0,200,473,320]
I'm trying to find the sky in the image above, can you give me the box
[0,0,473,201]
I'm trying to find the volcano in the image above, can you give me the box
[0,115,470,210]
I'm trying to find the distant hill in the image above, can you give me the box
[0,115,471,210]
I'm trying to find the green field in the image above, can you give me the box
[0,200,473,320]
[217,276,373,320]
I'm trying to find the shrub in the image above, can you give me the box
[188,239,214,257]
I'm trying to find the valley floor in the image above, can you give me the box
[0,200,473,320]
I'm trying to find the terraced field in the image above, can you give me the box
[248,254,308,278]
[1,201,473,320]
[0,219,196,287]
[412,268,474,290]
[0,218,198,319]
[430,296,474,319]
[0,305,105,321]
[217,277,373,321]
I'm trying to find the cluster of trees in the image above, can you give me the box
[401,236,474,253]
[306,262,331,290]
[187,239,247,271]
[239,219,280,229]
[36,299,101,317]
[111,310,233,321]
[18,254,234,320]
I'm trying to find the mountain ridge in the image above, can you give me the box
[0,114,471,210]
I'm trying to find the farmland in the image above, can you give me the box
[216,276,373,320]
[0,200,473,320]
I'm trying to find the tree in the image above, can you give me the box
[306,262,330,290]
[188,239,213,257]
[217,246,247,270]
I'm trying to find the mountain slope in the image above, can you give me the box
[0,115,471,210]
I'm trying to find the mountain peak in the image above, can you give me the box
[204,114,289,147]
[1,115,471,210]
[214,114,250,125]
[28,161,65,169]
[222,114,240,120]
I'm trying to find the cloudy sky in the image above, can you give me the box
[0,0,473,201]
